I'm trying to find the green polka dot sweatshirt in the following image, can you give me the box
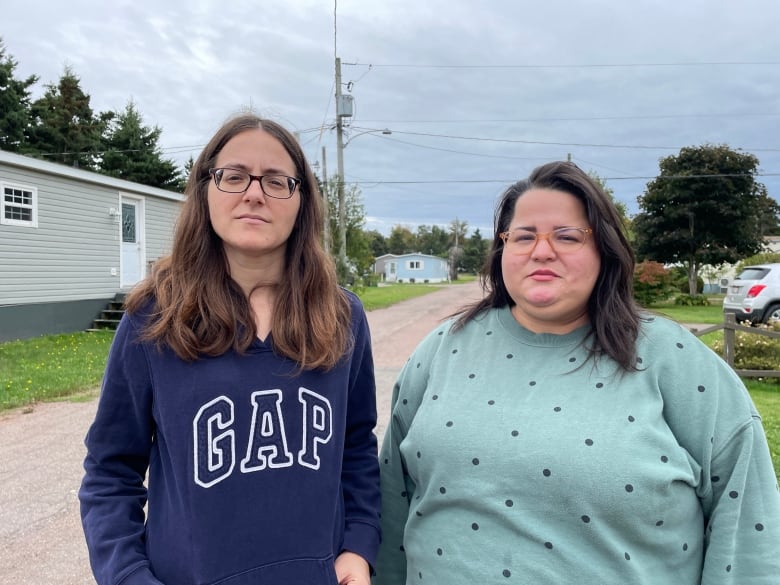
[373,306,780,585]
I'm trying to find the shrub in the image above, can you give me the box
[710,321,780,371]
[634,261,676,306]
[674,294,710,306]
[735,252,780,274]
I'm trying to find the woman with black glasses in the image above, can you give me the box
[79,114,380,585]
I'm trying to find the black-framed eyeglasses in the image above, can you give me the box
[209,168,300,199]
[499,227,593,254]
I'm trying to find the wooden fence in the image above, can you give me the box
[690,313,780,378]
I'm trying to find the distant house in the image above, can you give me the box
[0,149,184,342]
[374,253,450,283]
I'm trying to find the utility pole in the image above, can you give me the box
[335,57,348,279]
[321,145,330,253]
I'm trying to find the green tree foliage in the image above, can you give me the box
[755,184,780,236]
[588,170,632,236]
[416,224,450,256]
[24,67,110,169]
[0,39,37,152]
[461,228,489,273]
[364,229,388,259]
[633,144,766,295]
[99,100,181,190]
[324,177,373,275]
[177,155,195,192]
[387,225,417,254]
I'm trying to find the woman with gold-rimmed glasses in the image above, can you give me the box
[374,161,779,585]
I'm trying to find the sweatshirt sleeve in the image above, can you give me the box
[340,297,382,567]
[701,417,780,584]
[373,324,445,585]
[78,315,164,585]
[647,320,780,584]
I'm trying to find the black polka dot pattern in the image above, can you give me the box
[382,313,777,583]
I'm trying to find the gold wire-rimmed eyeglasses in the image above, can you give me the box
[209,168,300,199]
[499,227,593,254]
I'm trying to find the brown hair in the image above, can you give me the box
[453,161,642,372]
[125,114,351,369]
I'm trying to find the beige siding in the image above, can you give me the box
[0,156,183,306]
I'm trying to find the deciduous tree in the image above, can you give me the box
[633,144,765,295]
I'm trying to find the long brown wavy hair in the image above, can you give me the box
[453,161,642,372]
[125,114,351,370]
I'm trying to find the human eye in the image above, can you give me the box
[554,228,585,244]
[511,230,537,244]
[222,169,247,184]
[264,175,288,190]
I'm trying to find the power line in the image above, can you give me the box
[345,61,780,69]
[358,112,780,124]
[348,126,780,153]
[348,172,780,186]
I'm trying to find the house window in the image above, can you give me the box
[1,182,38,227]
[407,260,423,270]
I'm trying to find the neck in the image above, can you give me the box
[224,249,285,297]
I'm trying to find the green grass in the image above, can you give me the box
[646,297,724,324]
[744,379,780,475]
[0,330,115,410]
[356,283,443,311]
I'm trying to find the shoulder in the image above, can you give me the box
[637,312,706,353]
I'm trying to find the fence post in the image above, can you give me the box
[723,313,736,367]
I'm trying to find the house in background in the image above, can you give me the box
[0,150,184,342]
[373,252,450,283]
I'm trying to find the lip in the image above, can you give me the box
[528,269,559,281]
[237,214,270,224]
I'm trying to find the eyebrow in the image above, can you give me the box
[217,162,295,176]
[509,225,579,232]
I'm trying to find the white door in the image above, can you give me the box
[120,198,144,287]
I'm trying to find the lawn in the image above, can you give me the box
[0,330,115,410]
[744,379,780,475]
[646,296,725,324]
[357,283,441,311]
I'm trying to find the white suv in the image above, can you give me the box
[722,263,780,324]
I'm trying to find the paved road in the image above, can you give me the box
[0,281,484,584]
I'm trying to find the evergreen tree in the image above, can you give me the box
[100,100,181,190]
[461,228,488,274]
[0,39,37,152]
[25,67,108,169]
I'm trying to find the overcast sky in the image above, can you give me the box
[4,0,780,235]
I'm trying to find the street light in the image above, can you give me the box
[334,126,391,280]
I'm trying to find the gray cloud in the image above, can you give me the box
[4,0,779,235]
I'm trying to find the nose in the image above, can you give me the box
[242,177,267,202]
[530,233,556,258]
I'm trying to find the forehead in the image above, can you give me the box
[512,188,586,221]
[215,129,296,172]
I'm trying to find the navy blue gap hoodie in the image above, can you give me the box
[79,291,381,585]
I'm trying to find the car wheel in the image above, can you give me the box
[763,303,780,324]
